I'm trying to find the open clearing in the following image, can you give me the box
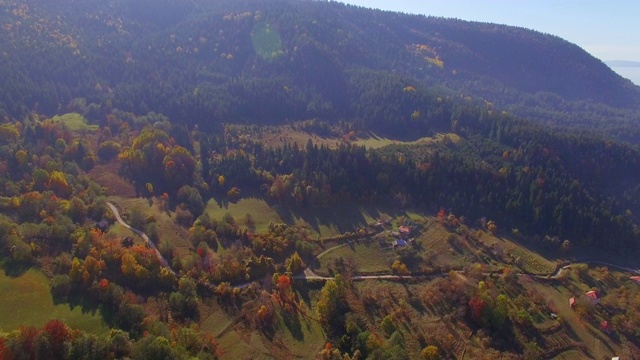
[353,132,461,149]
[107,196,191,254]
[201,301,325,360]
[52,113,99,133]
[206,198,284,234]
[316,241,394,275]
[207,197,406,238]
[239,124,461,151]
[0,269,108,334]
[88,162,137,198]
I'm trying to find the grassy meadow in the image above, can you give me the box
[52,113,99,133]
[0,269,108,335]
[107,196,192,254]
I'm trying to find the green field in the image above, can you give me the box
[206,198,284,233]
[0,269,108,334]
[317,241,394,275]
[52,113,99,132]
[107,196,192,252]
[206,197,404,238]
[353,132,461,149]
[202,298,326,360]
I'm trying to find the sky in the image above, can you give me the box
[340,0,640,84]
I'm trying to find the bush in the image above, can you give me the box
[97,141,121,161]
[175,206,194,227]
[50,275,72,299]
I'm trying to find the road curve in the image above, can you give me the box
[106,201,176,275]
[294,238,640,283]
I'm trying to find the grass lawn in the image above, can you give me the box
[275,311,325,359]
[240,125,461,151]
[88,162,137,198]
[52,113,99,133]
[479,232,556,275]
[523,276,621,360]
[0,269,108,335]
[317,241,394,275]
[107,196,191,252]
[207,198,405,238]
[553,349,589,360]
[206,198,283,234]
[199,302,235,338]
[216,328,272,360]
[276,202,407,238]
[353,132,461,149]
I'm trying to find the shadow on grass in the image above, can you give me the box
[282,310,304,341]
[272,200,408,236]
[1,261,30,277]
[562,321,595,359]
[293,279,324,308]
[585,324,617,357]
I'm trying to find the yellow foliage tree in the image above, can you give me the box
[69,257,83,283]
[421,345,440,360]
[391,259,409,275]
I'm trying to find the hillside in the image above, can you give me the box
[2,1,640,359]
[1,0,639,140]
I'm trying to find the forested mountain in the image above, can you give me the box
[1,0,639,140]
[4,1,640,358]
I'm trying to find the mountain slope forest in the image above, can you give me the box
[1,0,640,139]
[1,0,640,359]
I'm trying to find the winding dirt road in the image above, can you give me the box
[106,201,176,275]
[293,239,640,283]
[101,207,637,288]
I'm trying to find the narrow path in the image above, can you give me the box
[106,201,176,275]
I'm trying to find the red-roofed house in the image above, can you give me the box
[398,225,410,234]
[569,297,576,308]
[600,320,611,333]
[630,276,640,285]
[586,290,599,304]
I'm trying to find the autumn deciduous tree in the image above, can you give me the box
[421,345,440,360]
[43,320,69,359]
[226,187,241,201]
[257,304,274,328]
[275,274,292,303]
[97,140,121,161]
[286,252,304,274]
[391,259,409,275]
[316,275,347,331]
[487,220,497,234]
[468,296,486,323]
[49,171,71,197]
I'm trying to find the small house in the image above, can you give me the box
[393,239,408,248]
[586,290,600,305]
[569,297,576,308]
[630,276,640,285]
[600,320,611,333]
[398,226,411,237]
